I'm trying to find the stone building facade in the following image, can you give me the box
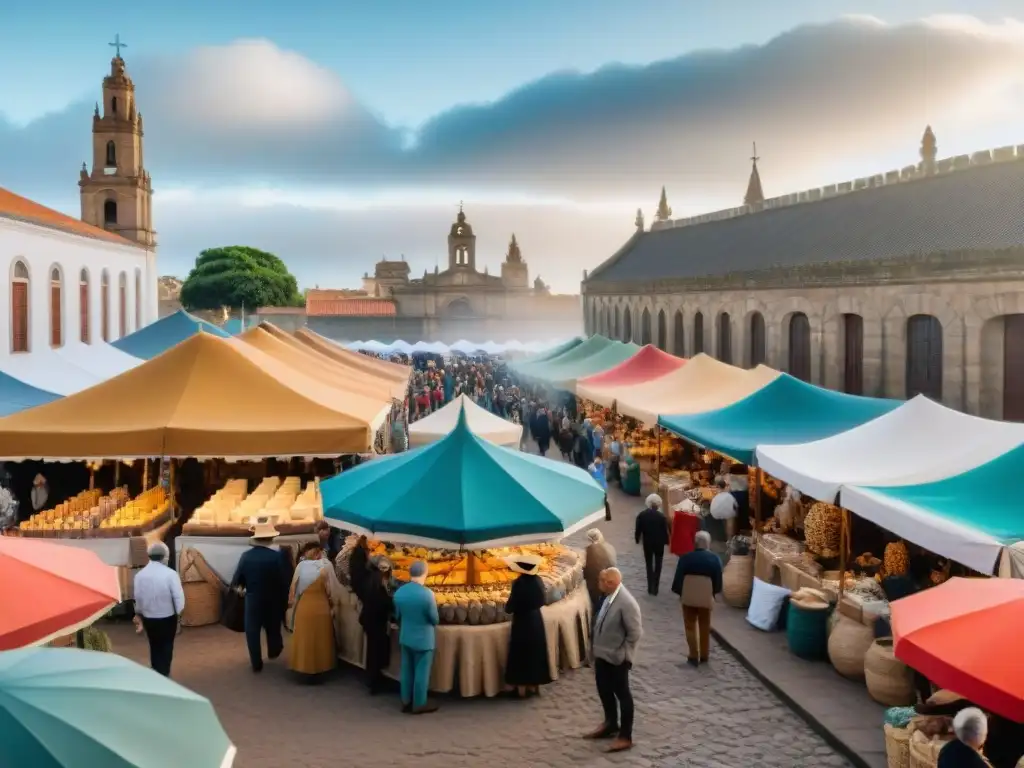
[304,206,582,343]
[582,129,1024,421]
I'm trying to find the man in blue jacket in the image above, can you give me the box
[232,518,291,673]
[393,560,439,714]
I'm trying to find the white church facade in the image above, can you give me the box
[0,48,157,357]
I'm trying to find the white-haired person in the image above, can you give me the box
[939,707,991,767]
[670,531,723,666]
[634,494,671,596]
[133,541,185,677]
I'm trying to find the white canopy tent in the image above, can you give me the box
[0,349,101,396]
[55,342,142,380]
[408,394,523,448]
[344,338,572,356]
[755,396,1024,503]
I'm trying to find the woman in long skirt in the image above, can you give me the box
[503,553,552,698]
[288,543,337,679]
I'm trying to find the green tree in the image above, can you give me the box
[179,246,302,311]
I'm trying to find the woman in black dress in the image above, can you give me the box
[359,557,394,694]
[503,553,552,698]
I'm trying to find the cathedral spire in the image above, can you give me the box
[655,186,672,222]
[920,125,937,176]
[744,142,765,208]
[635,208,645,232]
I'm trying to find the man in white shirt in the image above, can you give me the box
[133,541,186,677]
[709,479,738,521]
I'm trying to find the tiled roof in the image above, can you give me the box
[306,298,397,317]
[255,306,306,316]
[587,157,1024,284]
[0,186,142,249]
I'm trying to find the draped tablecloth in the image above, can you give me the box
[41,520,174,567]
[333,584,593,698]
[175,533,316,584]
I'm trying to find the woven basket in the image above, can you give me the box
[866,638,916,706]
[908,736,946,768]
[883,725,911,768]
[179,548,227,627]
[722,554,754,608]
[828,614,874,679]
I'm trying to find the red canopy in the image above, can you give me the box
[577,345,685,387]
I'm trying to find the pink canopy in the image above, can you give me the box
[577,345,685,388]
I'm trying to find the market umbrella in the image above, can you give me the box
[0,537,121,650]
[890,577,1024,722]
[322,408,606,548]
[0,647,236,768]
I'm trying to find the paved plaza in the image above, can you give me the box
[107,471,852,768]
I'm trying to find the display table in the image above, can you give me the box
[44,519,174,567]
[175,533,316,584]
[332,584,593,698]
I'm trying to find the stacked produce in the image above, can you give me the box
[803,502,843,559]
[884,541,909,577]
[185,476,322,535]
[345,539,583,625]
[19,486,169,538]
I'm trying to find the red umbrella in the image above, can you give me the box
[890,577,1024,722]
[0,537,122,650]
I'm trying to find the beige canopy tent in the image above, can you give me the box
[612,354,780,424]
[0,332,390,460]
[408,394,523,448]
[291,327,411,397]
[237,325,400,403]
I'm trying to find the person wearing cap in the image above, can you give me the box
[393,560,439,713]
[503,552,552,698]
[359,557,395,694]
[635,494,671,596]
[583,529,617,610]
[133,541,185,677]
[232,517,290,673]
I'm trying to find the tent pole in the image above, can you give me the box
[169,459,178,522]
[753,468,763,533]
[114,461,121,488]
[838,508,848,600]
[142,459,149,491]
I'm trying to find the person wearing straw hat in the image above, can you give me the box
[232,516,290,673]
[503,552,552,698]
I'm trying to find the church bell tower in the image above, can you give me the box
[447,203,476,271]
[79,37,155,247]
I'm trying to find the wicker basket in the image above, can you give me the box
[722,553,754,608]
[908,736,946,768]
[883,725,911,768]
[866,638,916,706]
[827,614,874,679]
[181,579,223,627]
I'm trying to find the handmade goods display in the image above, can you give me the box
[884,541,910,577]
[803,502,843,559]
[754,533,807,585]
[827,613,875,679]
[17,486,170,538]
[183,476,322,536]
[864,637,915,706]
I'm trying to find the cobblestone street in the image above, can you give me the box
[107,468,852,768]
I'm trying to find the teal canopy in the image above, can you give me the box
[515,335,640,387]
[322,409,606,548]
[841,445,1024,574]
[658,374,900,465]
[0,370,59,417]
[0,647,235,768]
[112,310,230,360]
[512,336,584,369]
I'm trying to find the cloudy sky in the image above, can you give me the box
[3,1,1024,292]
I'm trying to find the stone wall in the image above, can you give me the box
[583,276,1024,420]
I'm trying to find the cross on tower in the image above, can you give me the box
[458,200,464,213]
[109,34,127,59]
[751,142,760,164]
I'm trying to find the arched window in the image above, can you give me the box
[717,312,732,364]
[673,310,685,356]
[623,308,633,343]
[640,307,652,345]
[693,312,704,354]
[788,312,812,381]
[657,310,667,351]
[135,269,142,329]
[80,269,91,343]
[50,267,62,347]
[843,314,864,395]
[11,260,29,353]
[101,270,110,342]
[118,272,127,337]
[749,312,766,367]
[103,199,117,226]
[105,140,116,167]
[906,314,943,400]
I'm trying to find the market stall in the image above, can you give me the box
[292,327,412,394]
[575,344,685,403]
[613,354,779,425]
[322,410,605,696]
[511,335,607,378]
[408,394,522,448]
[112,309,230,360]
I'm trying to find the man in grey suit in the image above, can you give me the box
[585,567,643,753]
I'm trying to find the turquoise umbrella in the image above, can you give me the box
[322,408,606,548]
[0,647,236,768]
